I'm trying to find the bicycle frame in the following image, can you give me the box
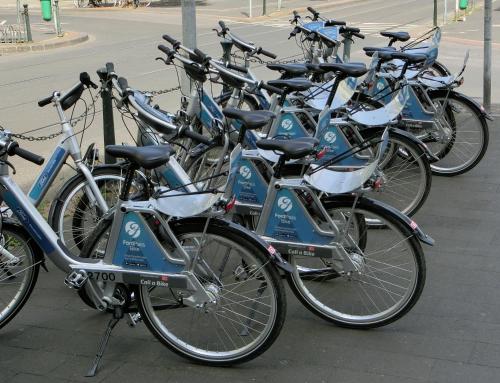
[25,94,109,214]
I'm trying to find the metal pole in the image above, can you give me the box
[23,4,32,42]
[455,0,459,20]
[483,0,492,112]
[98,66,116,164]
[433,0,438,26]
[16,0,21,26]
[443,0,448,25]
[277,0,282,11]
[181,0,197,94]
[53,0,62,37]
[249,0,252,17]
[263,0,266,15]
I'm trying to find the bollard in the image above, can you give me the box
[263,0,266,15]
[483,0,492,112]
[23,4,32,42]
[53,0,62,37]
[220,40,234,93]
[97,66,116,164]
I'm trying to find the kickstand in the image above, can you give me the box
[85,307,123,377]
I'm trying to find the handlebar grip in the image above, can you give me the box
[38,94,53,108]
[117,77,129,93]
[259,48,277,60]
[106,62,115,74]
[182,129,212,145]
[325,19,346,26]
[80,72,98,89]
[260,82,285,97]
[194,48,210,62]
[158,44,172,55]
[162,34,179,45]
[11,144,44,165]
[226,62,248,74]
[218,20,228,31]
[307,6,319,19]
[353,32,365,40]
[293,10,299,17]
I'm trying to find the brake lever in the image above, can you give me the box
[212,28,224,37]
[155,57,169,65]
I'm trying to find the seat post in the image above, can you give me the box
[325,74,344,108]
[237,125,248,144]
[119,164,138,201]
[273,155,287,179]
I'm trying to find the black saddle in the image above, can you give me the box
[380,31,411,42]
[266,78,313,93]
[318,62,368,78]
[363,46,397,57]
[106,145,173,169]
[377,51,428,64]
[222,107,276,130]
[267,63,309,78]
[256,138,319,160]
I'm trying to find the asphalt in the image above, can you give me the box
[0,1,500,382]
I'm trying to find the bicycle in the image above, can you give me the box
[0,129,288,370]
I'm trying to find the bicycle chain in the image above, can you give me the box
[5,92,101,142]
[141,85,181,97]
[230,53,304,65]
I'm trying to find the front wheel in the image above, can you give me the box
[287,196,426,328]
[0,221,40,329]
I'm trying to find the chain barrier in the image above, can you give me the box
[4,91,101,142]
[230,52,304,65]
[141,85,181,97]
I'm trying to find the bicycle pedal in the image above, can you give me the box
[64,270,88,290]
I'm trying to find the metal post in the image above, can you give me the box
[249,0,252,17]
[181,0,197,94]
[277,0,282,12]
[483,0,492,112]
[443,0,448,25]
[263,0,266,15]
[53,0,62,37]
[16,0,21,26]
[23,4,32,42]
[433,0,438,26]
[99,69,116,164]
[455,0,459,20]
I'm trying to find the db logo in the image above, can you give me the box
[125,221,141,239]
[239,165,252,180]
[277,196,293,213]
[281,119,293,131]
[324,131,337,144]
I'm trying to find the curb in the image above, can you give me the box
[0,31,89,55]
[223,0,364,22]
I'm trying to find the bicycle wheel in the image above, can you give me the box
[425,90,489,176]
[373,132,432,217]
[0,221,40,329]
[84,216,286,365]
[287,195,426,328]
[48,166,143,256]
[184,145,230,192]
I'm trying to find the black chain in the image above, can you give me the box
[230,52,304,65]
[6,92,101,142]
[141,85,181,97]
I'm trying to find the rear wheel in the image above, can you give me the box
[83,216,287,365]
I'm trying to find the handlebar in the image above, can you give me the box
[38,94,54,107]
[259,81,285,97]
[226,62,248,73]
[257,47,277,60]
[306,6,320,20]
[6,142,45,165]
[181,128,212,145]
[162,34,179,46]
[324,19,346,27]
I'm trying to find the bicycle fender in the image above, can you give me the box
[428,89,493,121]
[170,217,294,273]
[323,194,435,246]
[2,218,47,269]
[390,127,440,162]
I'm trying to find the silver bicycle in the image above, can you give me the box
[0,129,288,371]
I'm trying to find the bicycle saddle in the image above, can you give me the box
[378,51,427,64]
[256,138,319,160]
[363,46,397,57]
[266,78,313,92]
[318,62,367,78]
[106,145,173,169]
[380,31,411,42]
[267,63,309,78]
[222,107,276,130]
